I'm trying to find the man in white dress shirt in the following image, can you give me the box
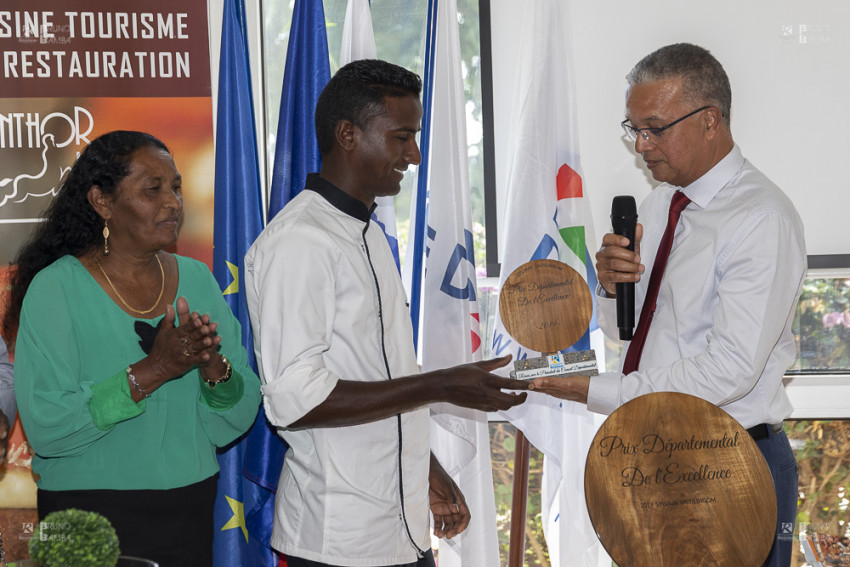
[530,43,805,566]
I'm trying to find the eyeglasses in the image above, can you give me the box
[621,106,712,143]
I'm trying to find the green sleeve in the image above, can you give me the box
[88,369,145,430]
[198,370,245,411]
[15,267,127,457]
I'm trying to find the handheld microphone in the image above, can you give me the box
[611,196,638,340]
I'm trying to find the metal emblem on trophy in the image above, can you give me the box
[498,258,598,380]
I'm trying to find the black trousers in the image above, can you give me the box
[37,475,217,567]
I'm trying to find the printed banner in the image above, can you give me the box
[0,0,214,266]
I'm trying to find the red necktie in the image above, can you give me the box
[622,190,691,374]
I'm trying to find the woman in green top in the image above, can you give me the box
[4,130,262,566]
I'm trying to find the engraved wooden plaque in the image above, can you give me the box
[584,392,777,567]
[498,259,593,353]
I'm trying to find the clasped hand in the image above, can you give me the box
[149,296,221,380]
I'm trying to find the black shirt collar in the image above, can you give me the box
[305,173,376,223]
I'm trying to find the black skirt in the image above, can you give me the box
[37,475,217,567]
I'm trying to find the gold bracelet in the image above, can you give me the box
[204,355,232,388]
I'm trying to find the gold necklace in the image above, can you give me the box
[94,253,165,315]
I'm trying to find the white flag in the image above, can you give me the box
[419,0,499,564]
[340,0,376,64]
[340,0,401,268]
[491,1,609,565]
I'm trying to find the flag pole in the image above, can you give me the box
[509,429,531,567]
[409,0,438,350]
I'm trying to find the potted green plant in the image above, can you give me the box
[25,508,120,567]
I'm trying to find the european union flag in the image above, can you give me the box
[211,1,282,565]
[224,1,332,564]
[268,0,332,218]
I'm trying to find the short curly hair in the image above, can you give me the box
[315,59,422,154]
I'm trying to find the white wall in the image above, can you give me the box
[493,0,850,259]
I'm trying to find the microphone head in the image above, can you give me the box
[611,196,638,239]
[611,195,637,220]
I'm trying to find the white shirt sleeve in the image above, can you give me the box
[245,223,340,428]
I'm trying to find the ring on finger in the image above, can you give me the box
[180,336,190,345]
[183,348,191,358]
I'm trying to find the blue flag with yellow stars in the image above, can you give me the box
[211,0,283,565]
[234,1,333,562]
[268,0,331,217]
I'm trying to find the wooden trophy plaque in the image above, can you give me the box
[498,259,597,379]
[584,392,777,567]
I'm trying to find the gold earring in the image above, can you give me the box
[103,220,110,256]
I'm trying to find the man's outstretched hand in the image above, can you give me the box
[436,355,529,412]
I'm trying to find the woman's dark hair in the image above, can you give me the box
[315,59,422,154]
[3,130,169,342]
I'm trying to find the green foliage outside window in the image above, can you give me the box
[792,277,850,372]
[788,420,850,566]
[490,423,550,565]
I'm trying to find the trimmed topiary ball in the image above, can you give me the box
[28,508,121,567]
